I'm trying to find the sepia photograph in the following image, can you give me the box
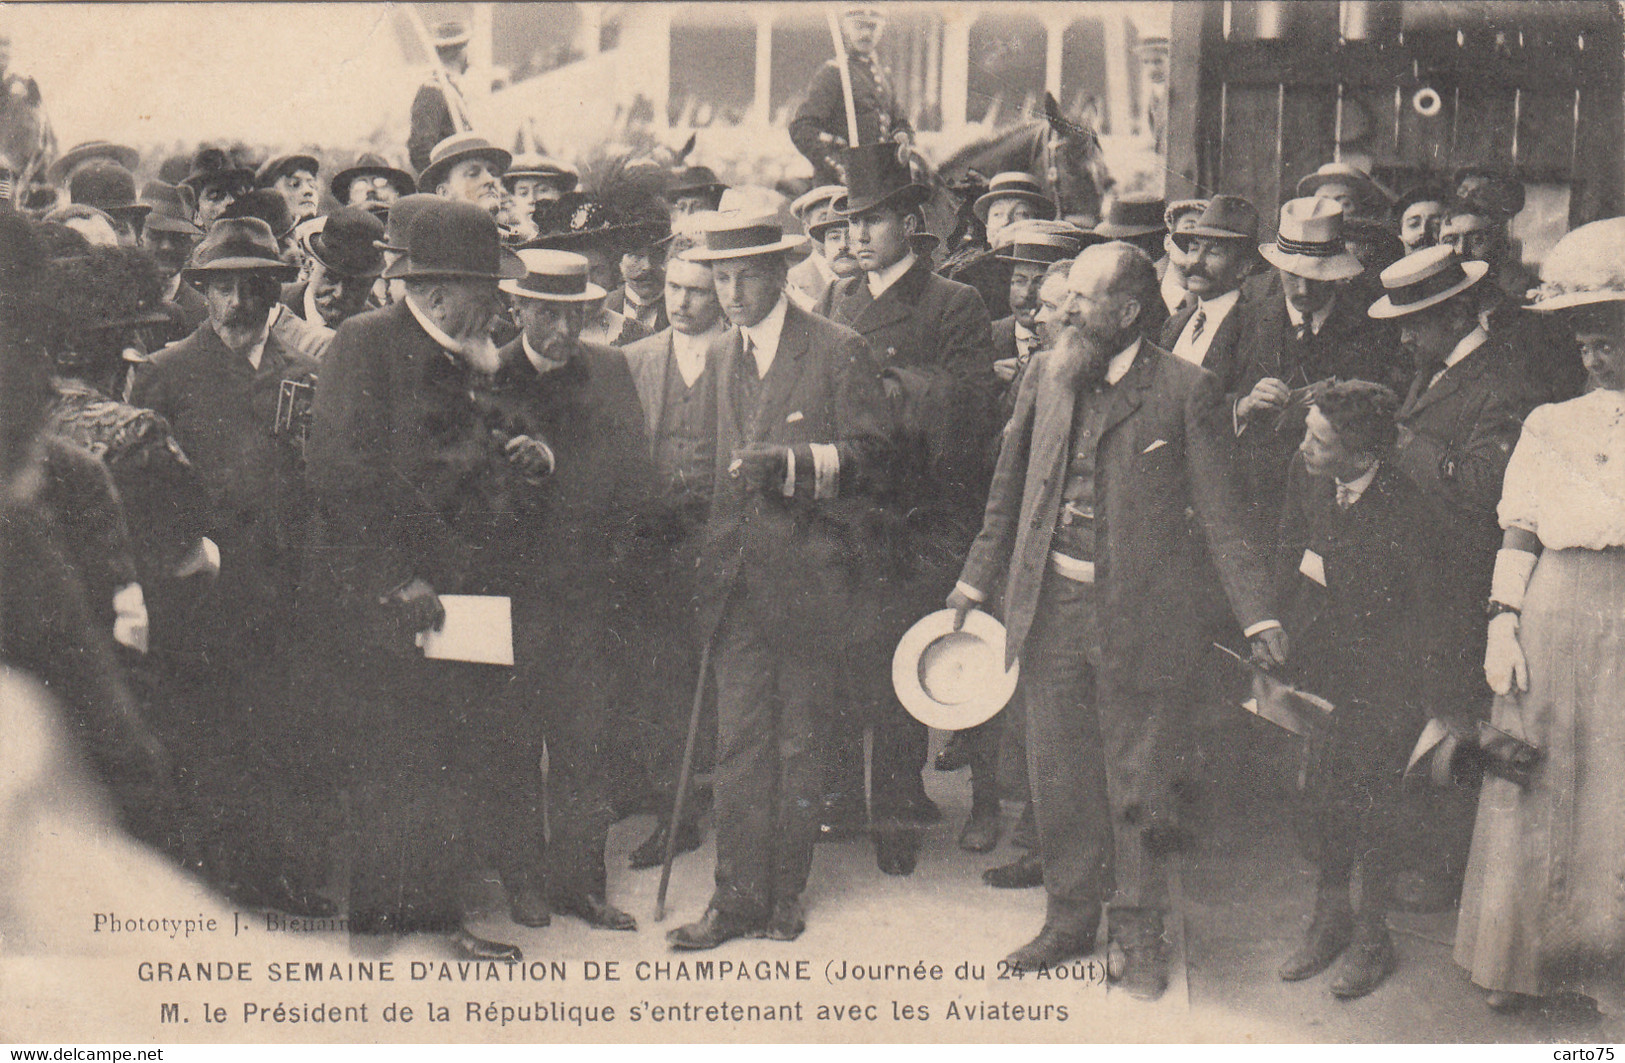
[1,0,1622,1047]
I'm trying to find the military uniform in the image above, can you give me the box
[790,54,912,186]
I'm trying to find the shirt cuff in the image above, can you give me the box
[1233,396,1247,438]
[781,446,796,498]
[809,443,840,499]
[955,581,986,604]
[1243,619,1282,639]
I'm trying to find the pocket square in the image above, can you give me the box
[786,411,805,424]
[1141,439,1168,455]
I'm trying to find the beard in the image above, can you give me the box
[455,332,502,375]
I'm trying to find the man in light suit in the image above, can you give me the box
[618,255,729,870]
[948,242,1285,998]
[666,212,891,950]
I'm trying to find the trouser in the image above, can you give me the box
[708,589,830,921]
[1022,573,1176,934]
[1308,697,1417,913]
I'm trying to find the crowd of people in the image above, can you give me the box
[3,5,1623,1021]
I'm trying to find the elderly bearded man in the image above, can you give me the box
[282,207,386,329]
[665,212,891,950]
[949,242,1283,998]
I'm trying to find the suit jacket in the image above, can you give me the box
[817,254,998,535]
[1274,457,1435,723]
[789,56,913,184]
[131,320,319,658]
[696,301,892,651]
[788,255,835,309]
[959,340,1274,692]
[1230,276,1404,544]
[621,327,724,442]
[604,286,669,335]
[1158,282,1256,396]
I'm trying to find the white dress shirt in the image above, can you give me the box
[1430,325,1488,388]
[1160,269,1188,315]
[1335,460,1380,509]
[1014,323,1039,360]
[1171,287,1241,366]
[521,333,569,375]
[1284,295,1335,337]
[404,295,462,359]
[740,295,790,379]
[671,325,721,388]
[866,251,916,299]
[303,283,326,330]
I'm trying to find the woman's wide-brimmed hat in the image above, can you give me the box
[1367,244,1488,319]
[1526,216,1625,313]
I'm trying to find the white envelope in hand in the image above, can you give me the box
[416,595,515,666]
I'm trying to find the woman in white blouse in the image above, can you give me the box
[1455,217,1625,1014]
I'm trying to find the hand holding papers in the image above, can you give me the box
[415,594,514,666]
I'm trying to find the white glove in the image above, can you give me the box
[112,583,149,655]
[1484,612,1528,695]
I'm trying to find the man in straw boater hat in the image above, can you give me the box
[946,240,1284,998]
[129,217,334,918]
[1365,243,1536,913]
[1229,197,1401,554]
[664,209,892,950]
[617,244,731,872]
[281,206,386,330]
[1159,194,1264,396]
[815,141,998,876]
[306,198,534,960]
[468,247,654,933]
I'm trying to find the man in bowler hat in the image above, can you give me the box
[282,207,386,329]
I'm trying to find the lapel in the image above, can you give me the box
[746,306,811,442]
[644,332,674,437]
[1404,345,1486,418]
[1098,343,1157,444]
[1160,300,1196,349]
[851,256,928,335]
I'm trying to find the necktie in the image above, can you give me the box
[1187,307,1207,347]
[1294,321,1310,343]
[1336,482,1356,510]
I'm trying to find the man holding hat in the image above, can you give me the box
[1366,244,1535,912]
[787,184,857,306]
[1230,197,1399,551]
[790,5,913,186]
[130,217,332,918]
[69,162,149,247]
[816,141,998,876]
[1160,194,1263,394]
[664,210,892,950]
[470,247,654,933]
[409,18,474,173]
[422,132,511,216]
[306,198,531,959]
[257,154,321,225]
[948,241,1283,997]
[282,206,386,329]
[331,152,415,216]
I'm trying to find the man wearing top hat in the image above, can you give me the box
[948,241,1284,997]
[791,6,912,185]
[282,207,386,329]
[786,184,856,308]
[1160,195,1264,396]
[472,247,654,932]
[664,210,891,950]
[305,198,531,960]
[1230,197,1400,553]
[69,162,149,247]
[815,141,997,875]
[1366,244,1535,910]
[130,217,332,918]
[180,147,255,230]
[409,19,474,174]
[331,153,415,216]
[422,132,510,216]
[617,251,730,870]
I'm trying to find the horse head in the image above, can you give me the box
[1039,92,1107,225]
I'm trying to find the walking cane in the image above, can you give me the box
[826,10,863,150]
[654,637,713,922]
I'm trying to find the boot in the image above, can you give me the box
[1107,907,1168,1002]
[1278,887,1353,981]
[958,788,1002,853]
[1329,914,1396,999]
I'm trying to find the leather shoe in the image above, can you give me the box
[554,892,637,931]
[1005,923,1097,971]
[668,907,761,950]
[629,819,702,870]
[934,733,972,772]
[1328,919,1396,999]
[507,882,552,928]
[1108,908,1168,1002]
[875,825,920,876]
[983,851,1044,889]
[958,806,1002,853]
[1278,905,1352,981]
[449,927,523,962]
[760,896,806,941]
